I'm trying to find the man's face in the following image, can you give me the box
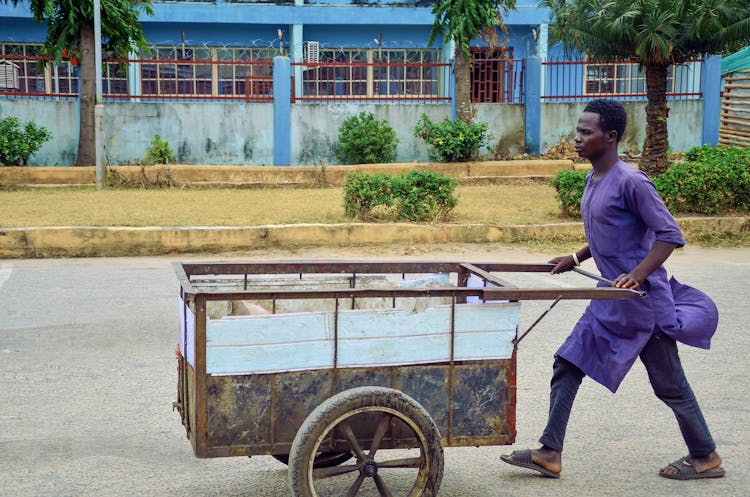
[574,112,612,161]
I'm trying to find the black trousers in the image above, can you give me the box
[538,333,716,457]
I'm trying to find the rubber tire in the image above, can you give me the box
[287,386,444,497]
[273,451,353,468]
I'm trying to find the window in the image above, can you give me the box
[584,62,646,96]
[373,50,439,97]
[583,60,701,98]
[1,43,77,96]
[470,47,516,103]
[140,45,274,99]
[301,48,441,99]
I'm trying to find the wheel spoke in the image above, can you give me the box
[344,473,366,497]
[313,463,361,480]
[340,421,367,460]
[377,456,423,469]
[368,413,393,457]
[373,474,394,497]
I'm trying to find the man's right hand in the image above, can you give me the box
[548,255,577,274]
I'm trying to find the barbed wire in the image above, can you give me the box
[2,38,444,63]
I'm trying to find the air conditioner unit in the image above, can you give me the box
[304,41,320,64]
[0,60,20,90]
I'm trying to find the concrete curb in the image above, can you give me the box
[0,160,574,187]
[1,217,747,258]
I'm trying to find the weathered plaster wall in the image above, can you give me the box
[291,103,450,165]
[1,98,705,166]
[474,103,526,158]
[540,99,704,155]
[291,103,527,165]
[0,100,79,166]
[0,100,274,166]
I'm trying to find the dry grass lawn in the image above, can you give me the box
[0,184,568,228]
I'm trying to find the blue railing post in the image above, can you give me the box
[524,56,542,155]
[273,56,291,166]
[701,55,722,146]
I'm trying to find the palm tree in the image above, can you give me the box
[428,0,517,122]
[4,0,152,166]
[543,0,750,177]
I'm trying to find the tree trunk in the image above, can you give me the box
[454,49,473,123]
[640,63,670,177]
[76,21,96,167]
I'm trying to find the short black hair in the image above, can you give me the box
[583,99,627,143]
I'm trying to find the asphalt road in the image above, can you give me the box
[0,244,748,497]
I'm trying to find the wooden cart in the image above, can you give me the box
[173,260,640,497]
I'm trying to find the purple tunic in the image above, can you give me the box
[556,161,718,392]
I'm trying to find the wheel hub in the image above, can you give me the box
[361,460,378,477]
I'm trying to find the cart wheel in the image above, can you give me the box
[288,386,443,497]
[273,451,353,468]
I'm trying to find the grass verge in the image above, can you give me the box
[0,184,568,227]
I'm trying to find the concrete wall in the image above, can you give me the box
[0,100,274,166]
[1,98,705,166]
[0,100,79,166]
[474,103,526,158]
[540,99,704,155]
[291,103,450,165]
[291,103,527,165]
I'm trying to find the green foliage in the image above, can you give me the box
[335,112,399,165]
[653,145,750,215]
[0,117,52,166]
[542,0,750,65]
[343,169,458,221]
[414,114,489,162]
[24,0,153,62]
[550,169,588,217]
[542,0,750,176]
[143,134,176,165]
[428,0,517,59]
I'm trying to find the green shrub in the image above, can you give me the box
[144,134,176,165]
[653,145,750,215]
[343,169,458,221]
[414,114,489,162]
[335,112,399,164]
[0,117,52,166]
[550,169,588,217]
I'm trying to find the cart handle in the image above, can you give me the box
[571,266,646,297]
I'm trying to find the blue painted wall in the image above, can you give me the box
[142,23,283,47]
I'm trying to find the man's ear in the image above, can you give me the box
[607,130,618,143]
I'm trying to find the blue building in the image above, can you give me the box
[1,0,551,100]
[0,1,715,166]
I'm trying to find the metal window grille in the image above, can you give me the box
[135,45,274,101]
[470,47,523,103]
[544,58,702,101]
[297,48,447,102]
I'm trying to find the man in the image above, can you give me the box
[501,99,724,480]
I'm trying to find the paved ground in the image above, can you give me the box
[0,243,747,497]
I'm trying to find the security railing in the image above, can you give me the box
[0,55,273,102]
[543,58,703,101]
[291,61,451,103]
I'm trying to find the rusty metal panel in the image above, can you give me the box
[451,362,513,444]
[206,374,272,447]
[198,361,515,456]
[272,369,335,445]
[393,366,450,436]
[186,363,198,453]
